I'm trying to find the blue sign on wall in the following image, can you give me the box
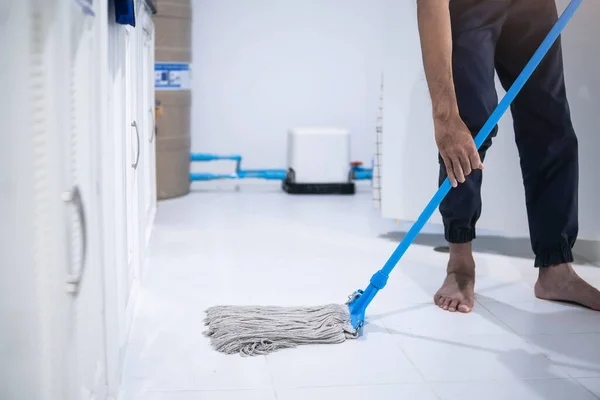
[155,63,191,90]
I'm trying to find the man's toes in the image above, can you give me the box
[436,296,445,308]
[448,299,459,312]
[457,302,472,313]
[435,295,448,308]
[441,297,452,310]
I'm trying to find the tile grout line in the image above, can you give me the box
[264,354,280,400]
[376,320,444,400]
[572,378,600,400]
[378,299,598,391]
[475,298,593,381]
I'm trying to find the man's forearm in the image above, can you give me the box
[416,0,459,121]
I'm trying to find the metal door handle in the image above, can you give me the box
[131,120,140,169]
[63,186,87,295]
[149,108,155,143]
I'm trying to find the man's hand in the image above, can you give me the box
[434,115,484,187]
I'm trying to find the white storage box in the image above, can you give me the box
[287,127,350,183]
[283,127,355,194]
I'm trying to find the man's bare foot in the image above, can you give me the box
[535,264,600,311]
[434,243,476,313]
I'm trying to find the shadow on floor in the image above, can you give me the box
[379,231,593,265]
[364,268,600,399]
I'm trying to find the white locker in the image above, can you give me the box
[0,0,69,398]
[0,0,156,400]
[104,13,132,400]
[104,12,131,379]
[140,9,157,252]
[1,0,157,398]
[102,2,157,398]
[62,1,109,398]
[125,24,141,300]
[132,3,157,286]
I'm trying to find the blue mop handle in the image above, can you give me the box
[380,0,583,276]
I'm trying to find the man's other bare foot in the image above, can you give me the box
[434,243,476,313]
[535,264,600,311]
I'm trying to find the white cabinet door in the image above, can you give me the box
[101,3,132,396]
[147,22,157,224]
[101,6,157,395]
[101,21,133,380]
[124,25,141,299]
[139,12,157,256]
[63,1,108,398]
[130,8,157,284]
[1,0,70,398]
[135,16,149,271]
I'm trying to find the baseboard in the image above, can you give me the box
[574,240,600,266]
[282,181,356,195]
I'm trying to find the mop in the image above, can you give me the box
[204,0,584,356]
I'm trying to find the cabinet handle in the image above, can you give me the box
[131,120,140,169]
[63,186,87,296]
[73,0,95,16]
[149,107,155,143]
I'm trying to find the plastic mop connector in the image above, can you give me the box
[345,0,584,335]
[203,0,584,355]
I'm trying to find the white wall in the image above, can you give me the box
[381,0,599,244]
[191,0,384,171]
[189,1,598,258]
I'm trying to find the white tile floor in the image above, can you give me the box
[121,185,600,400]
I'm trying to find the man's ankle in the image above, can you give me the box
[538,263,575,280]
[447,242,475,275]
[449,242,473,257]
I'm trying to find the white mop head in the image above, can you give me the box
[204,303,358,356]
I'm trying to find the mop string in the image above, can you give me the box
[378,0,584,278]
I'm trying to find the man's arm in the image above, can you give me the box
[416,0,459,121]
[416,0,483,186]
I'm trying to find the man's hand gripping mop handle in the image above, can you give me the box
[347,0,584,332]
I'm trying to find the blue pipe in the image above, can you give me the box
[190,153,288,181]
[190,153,243,172]
[351,167,373,180]
[238,170,288,179]
[190,153,242,162]
[347,0,584,333]
[190,152,374,181]
[190,170,287,181]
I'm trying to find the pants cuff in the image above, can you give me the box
[445,227,476,244]
[535,244,575,268]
